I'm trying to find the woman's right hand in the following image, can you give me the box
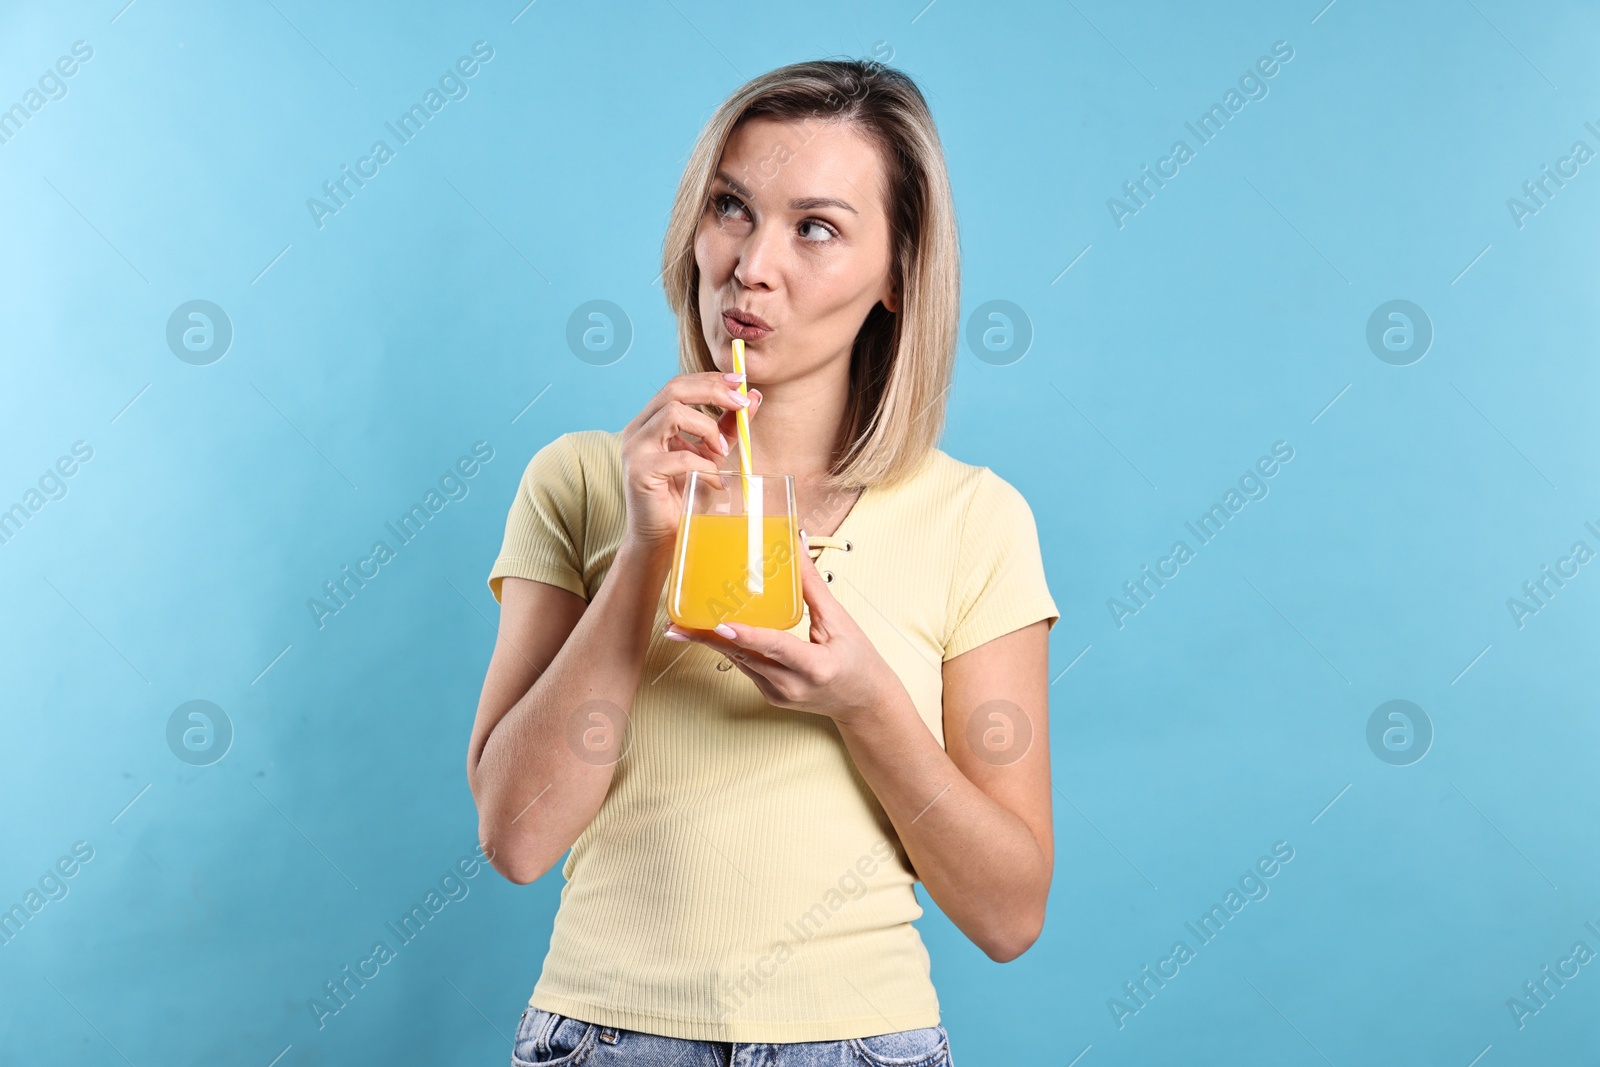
[619,371,763,550]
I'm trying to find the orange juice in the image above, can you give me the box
[666,514,801,630]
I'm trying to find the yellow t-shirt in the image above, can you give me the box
[487,429,1059,1042]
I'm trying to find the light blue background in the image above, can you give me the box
[2,0,1596,1063]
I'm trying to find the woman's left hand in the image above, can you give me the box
[662,532,894,724]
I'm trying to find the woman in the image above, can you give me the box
[468,58,1058,1066]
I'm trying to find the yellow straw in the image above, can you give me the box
[730,338,754,480]
[731,339,762,595]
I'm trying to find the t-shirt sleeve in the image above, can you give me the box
[487,433,589,605]
[943,469,1060,662]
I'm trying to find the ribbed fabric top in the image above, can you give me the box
[486,429,1059,1042]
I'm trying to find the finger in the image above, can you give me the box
[664,436,725,471]
[795,533,840,627]
[623,373,751,439]
[640,400,729,459]
[666,622,790,674]
[702,619,822,677]
[717,652,786,705]
[666,427,730,464]
[640,448,726,489]
[720,648,799,707]
[622,373,729,438]
[716,388,761,443]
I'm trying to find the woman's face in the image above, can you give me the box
[694,115,899,382]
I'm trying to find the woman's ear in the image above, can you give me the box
[883,280,900,314]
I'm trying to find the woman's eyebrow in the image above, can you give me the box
[715,170,754,198]
[714,170,858,215]
[790,196,857,215]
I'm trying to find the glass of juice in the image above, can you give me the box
[666,470,802,631]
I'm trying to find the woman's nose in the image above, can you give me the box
[732,221,781,291]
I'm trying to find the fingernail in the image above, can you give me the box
[718,433,729,454]
[727,390,749,407]
[714,623,737,639]
[663,627,689,641]
[723,372,746,384]
[800,529,809,552]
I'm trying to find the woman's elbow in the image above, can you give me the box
[477,820,551,886]
[980,916,1044,963]
[492,859,542,886]
[977,890,1048,962]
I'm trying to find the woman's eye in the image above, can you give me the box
[798,219,836,242]
[713,194,748,221]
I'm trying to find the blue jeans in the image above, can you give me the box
[510,1007,955,1066]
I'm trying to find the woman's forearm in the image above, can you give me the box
[475,536,674,883]
[834,676,1051,962]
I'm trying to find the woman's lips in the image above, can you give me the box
[722,312,772,341]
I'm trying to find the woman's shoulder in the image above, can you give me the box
[543,428,622,457]
[508,430,626,527]
[522,429,623,481]
[893,449,1046,563]
[905,447,1031,516]
[556,428,624,465]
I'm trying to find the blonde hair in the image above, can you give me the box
[660,58,960,492]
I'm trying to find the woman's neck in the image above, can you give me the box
[746,361,852,482]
